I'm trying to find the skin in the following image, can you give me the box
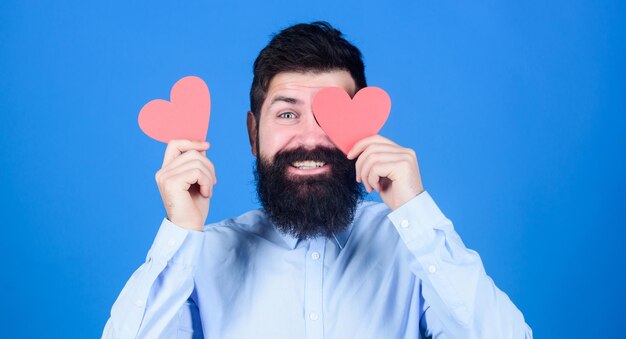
[247,71,356,177]
[155,70,425,231]
[247,70,425,211]
[155,140,215,231]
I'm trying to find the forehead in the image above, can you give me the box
[265,70,357,103]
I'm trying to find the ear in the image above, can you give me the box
[246,111,258,157]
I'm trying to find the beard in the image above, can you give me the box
[254,145,365,239]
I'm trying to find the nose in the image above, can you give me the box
[295,111,333,149]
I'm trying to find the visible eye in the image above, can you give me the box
[278,112,297,119]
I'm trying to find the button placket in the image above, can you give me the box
[311,251,320,260]
[304,237,325,338]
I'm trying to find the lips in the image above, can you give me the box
[290,160,327,170]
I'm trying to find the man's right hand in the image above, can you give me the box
[155,139,217,231]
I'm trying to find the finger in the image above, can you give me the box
[162,139,210,168]
[347,134,396,160]
[170,168,215,198]
[162,158,214,181]
[161,161,216,197]
[162,149,217,183]
[359,153,407,192]
[163,159,216,188]
[205,158,217,184]
[366,161,400,193]
[355,144,409,182]
[158,150,211,185]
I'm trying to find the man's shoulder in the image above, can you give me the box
[197,200,395,244]
[346,199,405,252]
[202,208,269,234]
[199,208,284,248]
[355,199,393,220]
[349,199,398,238]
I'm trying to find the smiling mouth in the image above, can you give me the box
[290,160,326,169]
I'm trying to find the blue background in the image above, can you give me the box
[1,1,624,337]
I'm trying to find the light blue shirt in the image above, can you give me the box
[103,191,532,338]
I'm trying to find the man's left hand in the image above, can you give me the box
[347,135,425,211]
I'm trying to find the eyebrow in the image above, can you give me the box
[268,95,302,109]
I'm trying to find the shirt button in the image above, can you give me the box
[400,219,410,228]
[167,239,176,247]
[309,312,319,321]
[428,265,437,273]
[135,298,144,307]
[311,251,320,260]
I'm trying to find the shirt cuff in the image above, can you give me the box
[146,217,205,267]
[386,191,451,247]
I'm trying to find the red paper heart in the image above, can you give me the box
[138,76,211,143]
[312,86,391,154]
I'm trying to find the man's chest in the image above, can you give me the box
[193,239,422,338]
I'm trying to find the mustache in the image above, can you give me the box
[272,146,350,168]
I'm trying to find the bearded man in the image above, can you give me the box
[103,22,532,339]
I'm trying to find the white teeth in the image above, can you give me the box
[291,160,326,169]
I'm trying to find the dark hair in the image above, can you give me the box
[249,21,367,121]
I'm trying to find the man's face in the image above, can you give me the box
[256,70,356,163]
[250,70,365,239]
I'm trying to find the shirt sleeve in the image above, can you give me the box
[102,218,205,338]
[387,191,533,339]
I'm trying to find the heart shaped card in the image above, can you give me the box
[138,76,211,143]
[312,86,391,154]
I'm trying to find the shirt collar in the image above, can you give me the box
[331,224,352,249]
[277,228,300,249]
[269,208,358,251]
[265,200,372,250]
